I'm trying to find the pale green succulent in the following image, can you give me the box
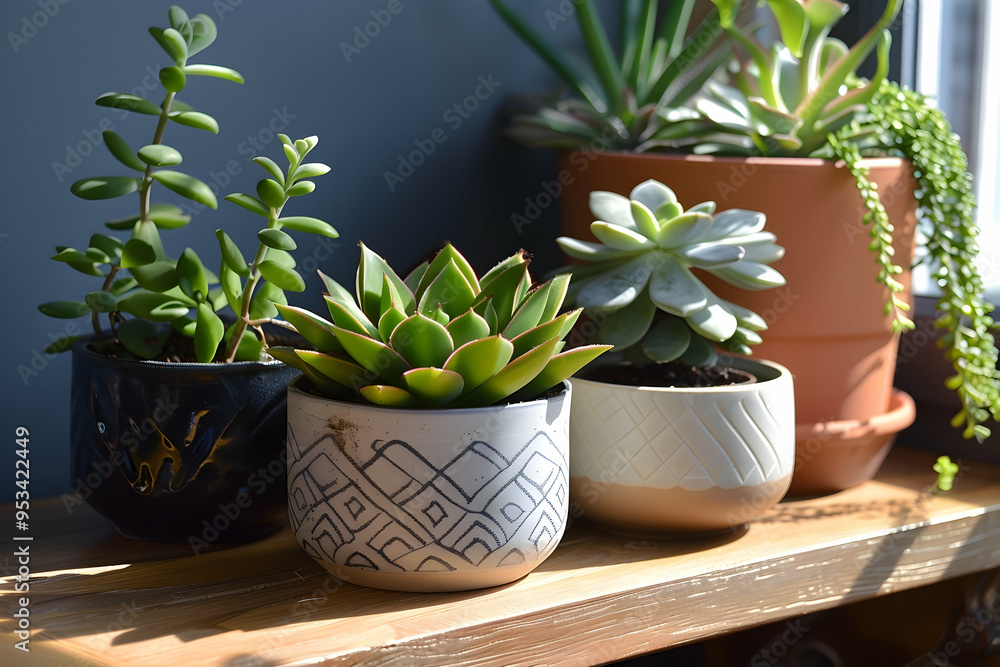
[270,244,611,409]
[557,179,785,366]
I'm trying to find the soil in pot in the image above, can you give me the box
[581,361,755,388]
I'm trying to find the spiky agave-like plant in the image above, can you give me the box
[269,244,611,409]
[557,179,785,366]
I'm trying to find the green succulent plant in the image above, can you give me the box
[269,244,611,409]
[557,179,785,367]
[489,0,730,151]
[37,7,338,364]
[216,135,338,363]
[694,0,902,157]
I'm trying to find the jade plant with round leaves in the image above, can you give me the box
[269,244,611,409]
[557,179,786,367]
[37,7,338,363]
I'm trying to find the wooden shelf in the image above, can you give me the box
[4,447,1000,666]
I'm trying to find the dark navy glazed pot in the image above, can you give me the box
[70,339,300,544]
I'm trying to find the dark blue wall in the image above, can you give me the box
[1,0,617,499]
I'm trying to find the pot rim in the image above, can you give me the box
[288,376,571,416]
[569,357,791,395]
[73,336,287,371]
[557,149,909,171]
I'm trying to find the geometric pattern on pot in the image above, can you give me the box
[569,374,794,491]
[287,427,566,574]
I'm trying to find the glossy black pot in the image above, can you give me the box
[70,339,300,544]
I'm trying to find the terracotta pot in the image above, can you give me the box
[285,378,571,592]
[557,151,918,493]
[568,358,795,536]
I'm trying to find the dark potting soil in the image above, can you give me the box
[580,361,754,388]
[91,330,299,363]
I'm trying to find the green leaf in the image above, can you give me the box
[50,248,92,264]
[378,305,408,341]
[38,301,90,319]
[457,336,560,407]
[95,93,161,116]
[273,304,341,353]
[149,203,191,229]
[104,212,142,230]
[225,193,270,217]
[182,64,245,83]
[443,335,515,396]
[42,334,85,354]
[504,280,558,339]
[320,272,380,339]
[168,6,191,33]
[67,262,108,277]
[102,131,146,171]
[648,254,708,316]
[193,303,223,362]
[258,229,297,251]
[279,216,339,238]
[402,368,465,408]
[598,293,657,349]
[256,179,286,208]
[360,385,417,408]
[418,259,476,318]
[172,315,197,337]
[89,234,124,261]
[259,260,305,292]
[177,248,209,301]
[214,230,249,277]
[416,244,482,300]
[514,345,612,400]
[331,325,411,384]
[219,260,242,314]
[110,277,138,296]
[679,333,718,367]
[152,170,218,208]
[249,281,286,320]
[168,111,220,134]
[286,181,315,197]
[117,290,189,321]
[404,261,429,294]
[642,316,691,363]
[161,27,189,66]
[130,260,178,293]
[687,295,738,341]
[446,310,491,349]
[474,263,530,331]
[132,220,166,260]
[510,310,581,358]
[389,313,455,368]
[296,350,368,389]
[121,239,156,269]
[253,157,285,186]
[138,144,183,167]
[357,244,414,323]
[159,65,186,93]
[292,162,331,180]
[187,13,218,56]
[591,222,657,250]
[70,177,140,201]
[117,319,165,359]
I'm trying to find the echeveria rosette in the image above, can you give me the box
[557,179,785,366]
[270,244,611,409]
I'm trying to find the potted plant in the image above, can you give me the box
[38,7,339,544]
[492,0,994,495]
[556,178,795,535]
[268,243,610,592]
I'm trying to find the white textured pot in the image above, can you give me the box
[569,358,794,536]
[286,378,571,592]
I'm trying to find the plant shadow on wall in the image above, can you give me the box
[491,0,997,494]
[34,6,339,544]
[270,244,611,593]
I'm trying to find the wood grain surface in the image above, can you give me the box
[2,448,1000,666]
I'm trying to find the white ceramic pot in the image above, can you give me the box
[569,358,795,536]
[286,378,571,592]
